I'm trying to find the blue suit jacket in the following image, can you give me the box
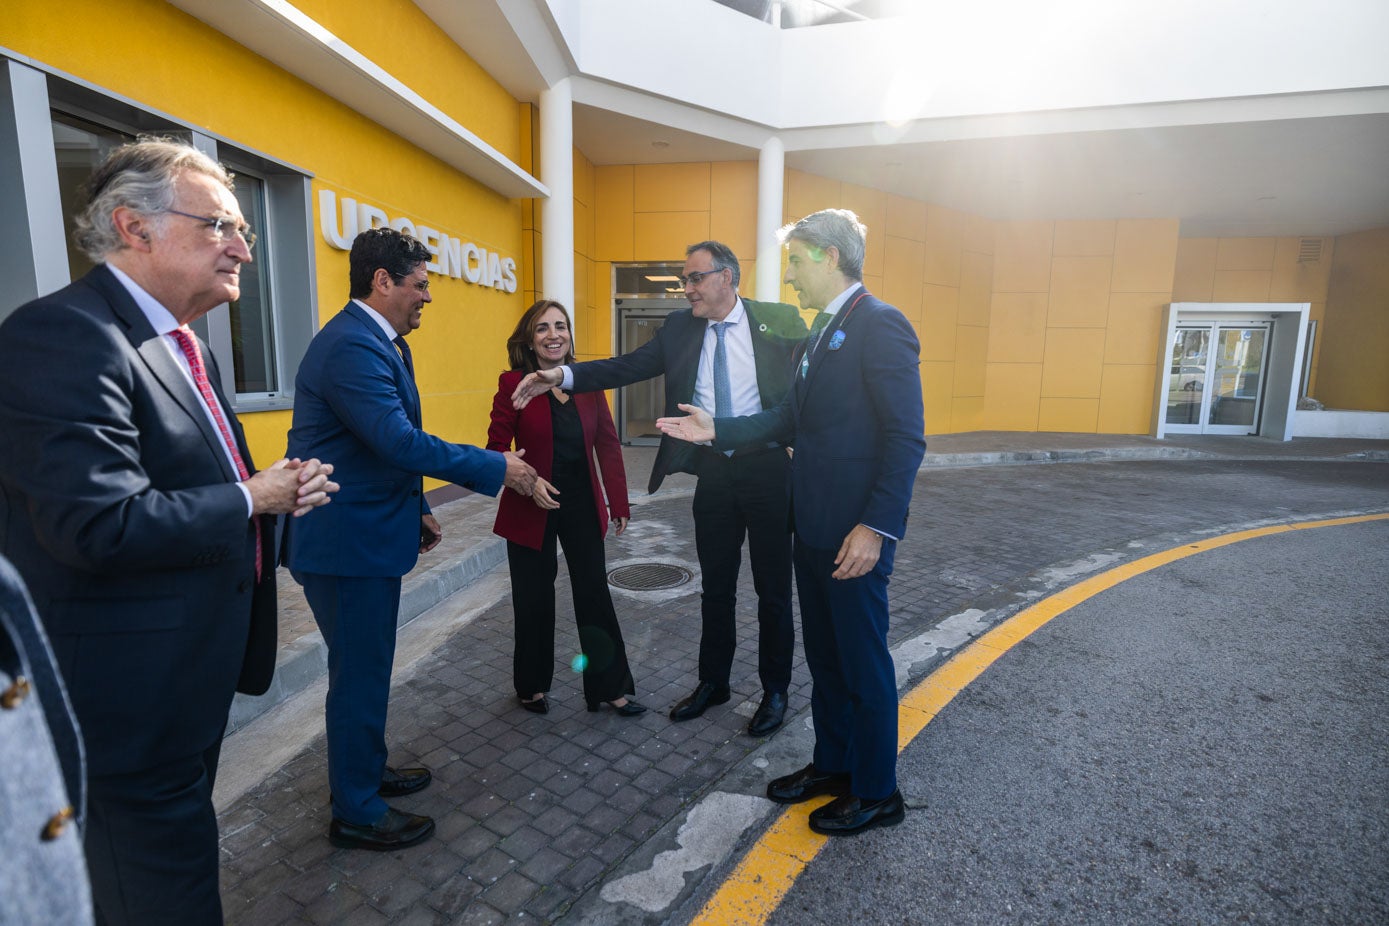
[569,299,807,493]
[285,302,505,578]
[715,289,926,549]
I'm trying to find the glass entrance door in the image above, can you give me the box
[617,310,671,445]
[1165,323,1271,434]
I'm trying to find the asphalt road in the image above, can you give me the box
[767,517,1389,926]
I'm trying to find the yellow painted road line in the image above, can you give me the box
[690,511,1389,926]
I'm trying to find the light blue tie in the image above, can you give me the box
[711,321,733,419]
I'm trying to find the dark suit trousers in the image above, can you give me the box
[691,447,794,693]
[794,536,899,801]
[86,738,225,926]
[298,572,402,826]
[507,461,635,704]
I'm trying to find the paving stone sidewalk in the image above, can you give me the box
[216,443,1389,925]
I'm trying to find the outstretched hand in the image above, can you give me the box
[511,368,563,409]
[655,404,715,444]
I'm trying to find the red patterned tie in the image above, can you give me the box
[170,326,262,581]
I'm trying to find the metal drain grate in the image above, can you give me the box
[608,562,693,591]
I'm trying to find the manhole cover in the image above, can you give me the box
[607,563,693,591]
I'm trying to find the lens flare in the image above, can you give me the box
[570,653,588,673]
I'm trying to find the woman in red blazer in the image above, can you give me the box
[488,300,645,716]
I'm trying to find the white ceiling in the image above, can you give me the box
[432,0,1389,239]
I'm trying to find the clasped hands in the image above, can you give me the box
[244,457,339,518]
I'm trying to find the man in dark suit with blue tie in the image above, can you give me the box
[657,210,926,836]
[0,139,336,924]
[286,228,535,851]
[511,241,807,736]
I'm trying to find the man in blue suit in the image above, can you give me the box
[658,209,926,836]
[287,229,535,851]
[510,242,806,736]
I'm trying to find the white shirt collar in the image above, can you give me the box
[708,297,746,328]
[353,298,400,342]
[822,282,863,317]
[105,262,181,336]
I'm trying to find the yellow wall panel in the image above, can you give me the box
[958,251,993,327]
[920,284,959,361]
[1053,220,1116,257]
[738,259,757,298]
[709,162,758,257]
[963,213,994,255]
[1215,237,1276,271]
[1319,227,1389,411]
[883,237,926,320]
[1112,219,1179,293]
[921,361,955,435]
[589,261,613,356]
[886,195,928,242]
[983,363,1043,430]
[573,149,594,206]
[785,169,842,222]
[240,410,294,459]
[1269,237,1335,302]
[1041,328,1106,398]
[993,221,1054,292]
[1211,270,1273,302]
[1097,364,1158,433]
[1047,255,1112,328]
[1172,238,1218,302]
[573,198,591,259]
[987,293,1048,363]
[635,163,711,213]
[862,274,884,299]
[1103,295,1166,365]
[951,396,985,433]
[953,326,988,397]
[594,166,635,261]
[1038,398,1100,433]
[923,205,966,287]
[633,212,710,262]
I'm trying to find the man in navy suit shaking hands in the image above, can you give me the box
[286,229,535,851]
[658,210,926,836]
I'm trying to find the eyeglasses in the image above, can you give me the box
[678,267,726,287]
[163,209,257,250]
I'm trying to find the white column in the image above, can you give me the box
[539,78,575,334]
[755,136,785,303]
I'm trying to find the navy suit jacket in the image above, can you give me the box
[569,299,808,493]
[0,265,277,776]
[285,302,505,578]
[716,289,926,549]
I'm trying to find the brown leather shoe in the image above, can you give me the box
[329,807,435,851]
[766,763,851,804]
[378,766,431,798]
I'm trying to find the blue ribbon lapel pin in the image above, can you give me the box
[828,329,847,350]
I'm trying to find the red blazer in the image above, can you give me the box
[487,370,631,550]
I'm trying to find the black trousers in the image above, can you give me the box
[691,447,794,692]
[86,738,225,926]
[507,462,635,705]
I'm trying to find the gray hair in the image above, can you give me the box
[777,209,868,281]
[685,240,741,287]
[73,137,234,261]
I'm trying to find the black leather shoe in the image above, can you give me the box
[747,690,787,737]
[766,763,851,805]
[669,681,731,721]
[808,790,906,836]
[587,698,647,716]
[329,807,435,851]
[518,694,549,714]
[378,766,431,798]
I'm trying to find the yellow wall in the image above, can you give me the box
[1319,228,1389,411]
[6,0,531,478]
